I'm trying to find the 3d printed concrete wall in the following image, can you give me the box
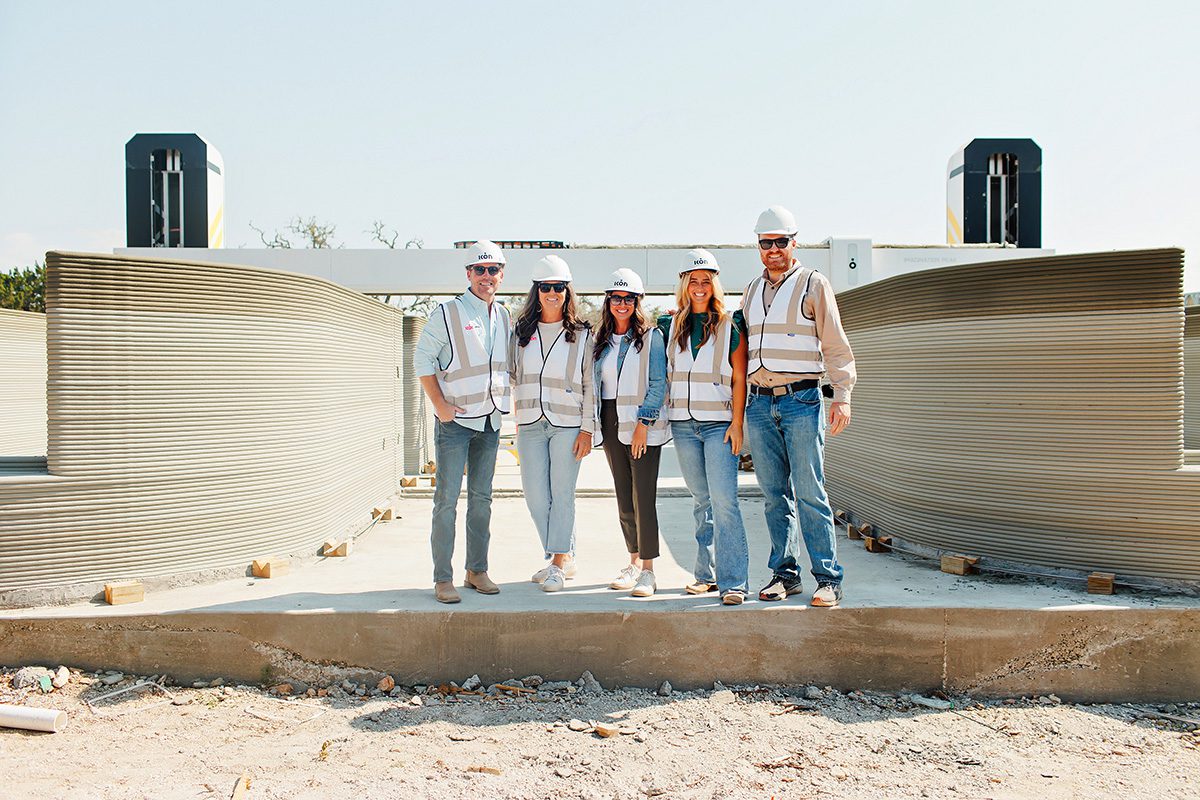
[1186,306,1199,450]
[0,252,410,603]
[826,248,1199,584]
[0,309,47,462]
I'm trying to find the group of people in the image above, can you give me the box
[414,206,856,608]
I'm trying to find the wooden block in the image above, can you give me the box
[864,535,892,554]
[104,580,144,605]
[940,554,979,576]
[858,523,874,538]
[421,461,436,475]
[372,507,393,521]
[834,509,847,523]
[400,476,418,487]
[251,558,290,578]
[322,540,353,557]
[847,524,863,541]
[1087,571,1115,595]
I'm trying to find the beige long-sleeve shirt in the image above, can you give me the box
[735,263,857,405]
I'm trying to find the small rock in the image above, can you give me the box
[270,683,294,696]
[542,680,572,692]
[461,674,482,692]
[52,666,70,689]
[355,686,367,697]
[291,681,310,695]
[389,686,406,697]
[377,675,395,692]
[98,672,124,686]
[410,695,423,706]
[712,689,736,704]
[910,694,952,710]
[804,685,823,700]
[1163,703,1178,714]
[222,686,235,696]
[317,688,329,698]
[554,766,574,778]
[657,680,672,697]
[594,723,620,738]
[342,680,356,692]
[831,767,849,781]
[208,677,224,688]
[567,719,590,732]
[522,675,544,688]
[633,731,648,742]
[579,671,603,694]
[193,681,208,689]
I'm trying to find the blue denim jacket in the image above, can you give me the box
[593,327,667,421]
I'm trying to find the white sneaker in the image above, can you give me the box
[542,565,566,592]
[608,564,641,590]
[631,570,656,597]
[532,558,577,584]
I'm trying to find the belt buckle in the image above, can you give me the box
[771,385,788,397]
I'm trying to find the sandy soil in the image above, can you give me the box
[2,667,1198,800]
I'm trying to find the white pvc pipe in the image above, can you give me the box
[0,704,68,733]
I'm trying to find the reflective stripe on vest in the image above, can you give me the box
[613,329,670,446]
[436,298,511,419]
[513,327,589,427]
[667,314,734,422]
[743,268,824,375]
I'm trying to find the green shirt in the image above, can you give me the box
[657,313,741,359]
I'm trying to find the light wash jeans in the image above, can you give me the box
[431,419,499,584]
[671,419,750,594]
[744,387,843,586]
[517,419,582,558]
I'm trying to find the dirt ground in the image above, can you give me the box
[2,667,1198,800]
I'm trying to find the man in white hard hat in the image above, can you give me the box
[415,240,512,604]
[737,206,856,608]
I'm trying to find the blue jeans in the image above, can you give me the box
[430,419,499,583]
[744,387,843,586]
[517,419,582,558]
[671,419,750,594]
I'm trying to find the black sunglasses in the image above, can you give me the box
[758,236,793,250]
[538,282,568,293]
[607,293,637,306]
[469,265,503,276]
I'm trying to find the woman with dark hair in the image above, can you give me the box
[593,268,669,597]
[510,255,594,593]
[659,249,750,605]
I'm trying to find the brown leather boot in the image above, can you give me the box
[434,581,461,604]
[464,570,500,594]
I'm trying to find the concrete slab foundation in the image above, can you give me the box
[3,495,1198,702]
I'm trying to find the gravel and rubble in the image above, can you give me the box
[2,665,1197,799]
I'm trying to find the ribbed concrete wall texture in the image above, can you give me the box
[1186,306,1199,449]
[826,248,1199,583]
[0,252,409,601]
[0,309,48,459]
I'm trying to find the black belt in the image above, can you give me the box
[750,379,820,397]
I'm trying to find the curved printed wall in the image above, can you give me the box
[825,248,1200,584]
[0,309,47,459]
[0,252,405,601]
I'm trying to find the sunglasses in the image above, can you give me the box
[608,293,637,306]
[758,236,793,250]
[538,282,568,294]
[469,265,503,276]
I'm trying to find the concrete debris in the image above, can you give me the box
[1038,694,1062,705]
[100,673,125,686]
[594,723,620,738]
[377,676,395,693]
[52,666,70,689]
[578,671,603,694]
[12,667,52,689]
[804,685,823,700]
[567,719,591,732]
[909,694,953,710]
[712,689,737,704]
[657,680,672,696]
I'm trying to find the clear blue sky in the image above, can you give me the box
[2,1,1197,289]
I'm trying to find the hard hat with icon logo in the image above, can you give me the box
[679,248,719,276]
[605,268,645,295]
[531,254,573,283]
[464,240,506,267]
[753,206,798,236]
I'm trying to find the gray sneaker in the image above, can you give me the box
[542,565,566,593]
[532,559,577,583]
[630,570,656,597]
[609,564,641,590]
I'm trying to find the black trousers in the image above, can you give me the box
[600,399,661,560]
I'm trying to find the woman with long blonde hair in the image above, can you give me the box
[659,249,750,604]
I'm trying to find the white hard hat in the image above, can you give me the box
[605,268,645,295]
[531,254,572,283]
[464,240,506,267]
[754,205,798,236]
[679,248,719,275]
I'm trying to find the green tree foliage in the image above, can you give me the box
[0,262,45,312]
